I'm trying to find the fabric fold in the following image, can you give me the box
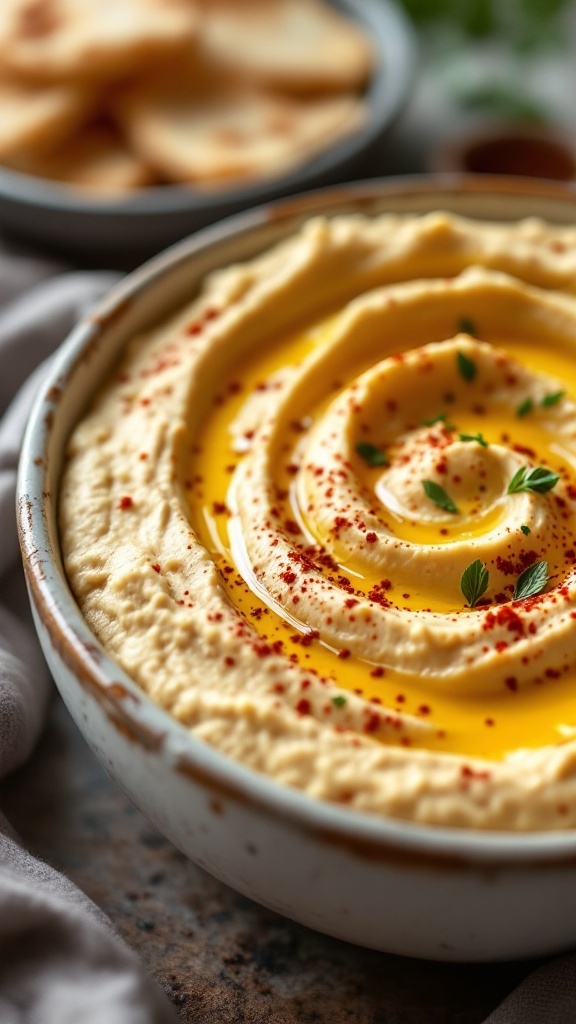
[0,255,176,1023]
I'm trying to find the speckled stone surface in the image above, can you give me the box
[0,695,542,1023]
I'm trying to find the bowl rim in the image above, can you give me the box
[0,0,416,218]
[18,172,576,866]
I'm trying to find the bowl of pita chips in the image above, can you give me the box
[0,0,415,265]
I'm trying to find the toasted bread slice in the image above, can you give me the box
[117,55,366,187]
[197,0,373,94]
[7,121,158,192]
[0,77,92,161]
[0,0,199,84]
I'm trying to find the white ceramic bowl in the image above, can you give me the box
[0,0,415,267]
[18,176,576,963]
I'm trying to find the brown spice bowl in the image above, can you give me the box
[429,122,576,183]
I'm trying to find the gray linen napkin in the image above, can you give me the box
[0,248,575,1024]
[0,251,176,1023]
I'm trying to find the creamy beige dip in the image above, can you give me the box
[60,211,576,830]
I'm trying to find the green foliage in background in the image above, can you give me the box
[399,0,571,51]
[397,0,574,119]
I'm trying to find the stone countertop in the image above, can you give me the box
[1,696,539,1024]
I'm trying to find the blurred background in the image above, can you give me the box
[2,0,576,262]
[386,0,576,177]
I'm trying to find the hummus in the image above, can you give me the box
[60,211,576,830]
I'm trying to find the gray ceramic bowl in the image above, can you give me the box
[0,0,415,267]
[17,176,576,962]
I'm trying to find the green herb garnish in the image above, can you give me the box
[507,466,560,495]
[422,412,456,430]
[458,432,488,447]
[460,559,489,608]
[457,351,477,382]
[331,695,347,708]
[458,316,477,336]
[422,480,459,513]
[516,397,534,418]
[513,560,548,601]
[356,442,389,467]
[520,524,531,535]
[541,391,565,408]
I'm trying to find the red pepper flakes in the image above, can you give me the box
[545,667,561,679]
[461,765,491,780]
[224,656,235,667]
[295,698,311,715]
[496,552,539,577]
[485,717,495,726]
[418,704,431,715]
[151,563,161,573]
[363,712,381,733]
[185,305,220,335]
[289,630,319,647]
[253,641,273,658]
[212,501,227,515]
[338,649,351,660]
[331,515,352,537]
[281,570,297,585]
[505,677,518,692]
[118,496,133,510]
[395,693,405,702]
[370,667,385,678]
[366,532,378,544]
[483,606,524,635]
[368,580,392,607]
[273,683,285,693]
[284,519,300,535]
[512,443,536,459]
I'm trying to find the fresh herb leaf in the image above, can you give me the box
[520,524,531,535]
[541,390,565,407]
[331,695,347,708]
[507,466,560,495]
[356,441,389,467]
[513,560,548,601]
[457,351,477,381]
[422,479,459,513]
[459,432,488,447]
[422,412,456,430]
[460,559,489,608]
[458,316,477,336]
[516,397,534,417]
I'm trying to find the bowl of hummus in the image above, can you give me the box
[18,176,576,961]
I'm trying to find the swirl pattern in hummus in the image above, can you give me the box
[60,212,576,830]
